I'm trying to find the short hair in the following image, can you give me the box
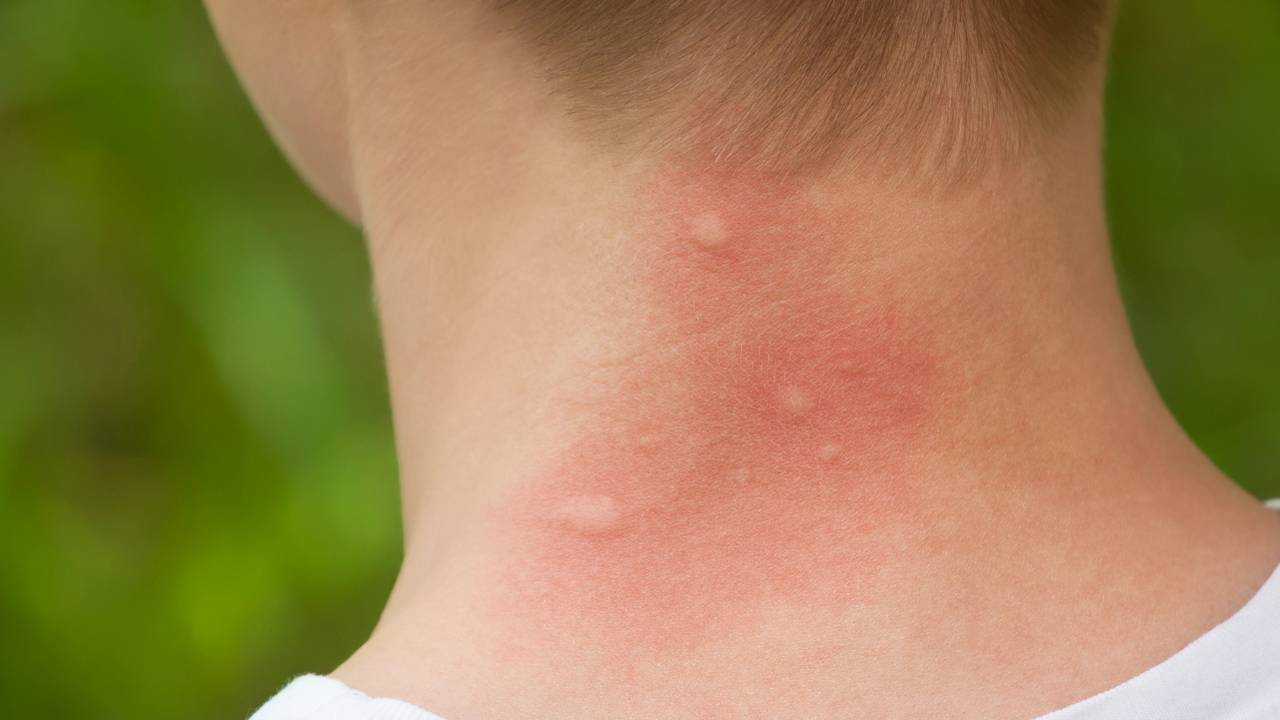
[491,0,1108,176]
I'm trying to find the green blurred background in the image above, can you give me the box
[0,1,1277,717]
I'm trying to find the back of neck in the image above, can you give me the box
[332,26,1280,719]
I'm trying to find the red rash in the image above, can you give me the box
[491,167,953,657]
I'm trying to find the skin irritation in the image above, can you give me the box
[492,166,957,657]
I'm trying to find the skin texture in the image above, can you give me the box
[495,168,956,653]
[202,2,1280,718]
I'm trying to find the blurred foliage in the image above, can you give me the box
[1,1,397,717]
[0,0,1277,717]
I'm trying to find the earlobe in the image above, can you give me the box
[203,0,361,223]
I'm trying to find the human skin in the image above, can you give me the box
[493,167,963,655]
[205,2,1280,718]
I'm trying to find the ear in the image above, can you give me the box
[203,0,361,223]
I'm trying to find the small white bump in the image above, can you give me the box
[817,444,841,462]
[634,434,660,452]
[690,212,728,247]
[554,494,620,534]
[780,386,814,415]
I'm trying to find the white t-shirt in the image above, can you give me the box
[251,501,1280,720]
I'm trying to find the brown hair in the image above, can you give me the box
[492,0,1107,174]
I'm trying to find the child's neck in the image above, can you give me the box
[332,94,1280,720]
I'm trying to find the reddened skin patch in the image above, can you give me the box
[491,164,955,657]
